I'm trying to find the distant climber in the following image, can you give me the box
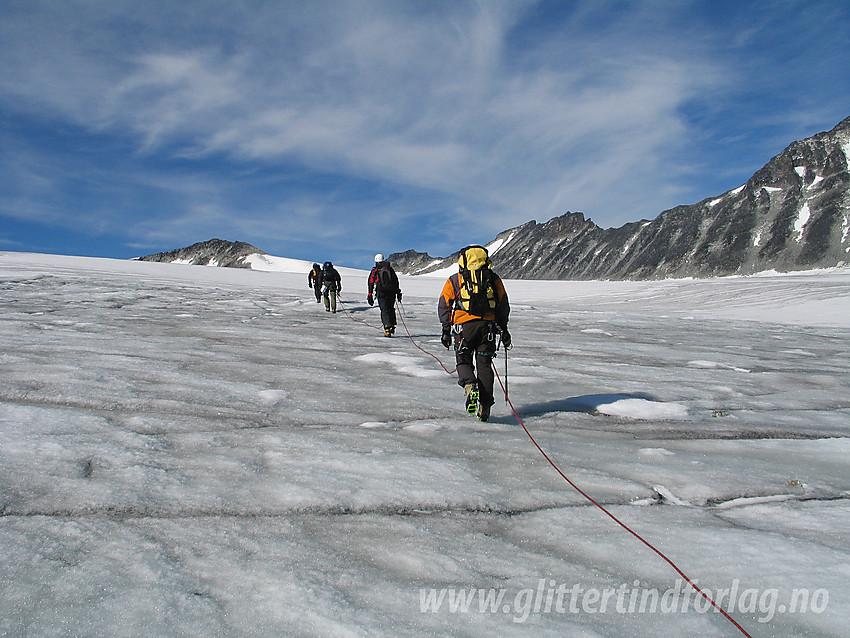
[322,261,342,313]
[308,263,323,303]
[368,254,402,337]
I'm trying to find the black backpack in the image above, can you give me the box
[374,263,396,294]
[456,245,497,317]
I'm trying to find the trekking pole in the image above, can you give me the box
[504,341,509,403]
[497,333,509,403]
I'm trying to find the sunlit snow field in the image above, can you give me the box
[1,252,848,637]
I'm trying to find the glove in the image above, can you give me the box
[440,327,452,349]
[501,329,512,349]
[397,291,403,302]
[367,294,374,306]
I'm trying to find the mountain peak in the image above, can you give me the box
[138,239,265,268]
[392,115,850,279]
[830,115,850,134]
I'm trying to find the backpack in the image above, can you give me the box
[323,265,340,290]
[456,245,497,317]
[374,262,396,294]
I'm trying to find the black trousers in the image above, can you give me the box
[377,293,397,328]
[454,320,497,407]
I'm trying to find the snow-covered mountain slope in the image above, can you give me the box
[1,251,849,637]
[137,239,364,278]
[394,116,850,280]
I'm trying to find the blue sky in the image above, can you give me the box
[1,0,849,268]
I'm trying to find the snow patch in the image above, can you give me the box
[730,185,745,196]
[713,494,802,510]
[581,328,613,337]
[688,360,751,373]
[258,389,287,404]
[794,202,811,238]
[355,353,446,378]
[359,421,392,429]
[412,259,447,276]
[243,253,315,273]
[638,448,675,458]
[794,166,807,179]
[486,231,517,256]
[418,261,459,279]
[402,421,448,434]
[595,398,689,420]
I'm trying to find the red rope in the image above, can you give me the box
[335,290,752,637]
[396,301,457,375]
[336,296,384,331]
[491,364,752,637]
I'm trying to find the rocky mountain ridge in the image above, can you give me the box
[391,116,850,279]
[137,239,264,269]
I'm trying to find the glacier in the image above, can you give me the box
[1,251,848,637]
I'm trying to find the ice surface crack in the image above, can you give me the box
[0,500,646,521]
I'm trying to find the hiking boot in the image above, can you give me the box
[477,403,491,422]
[464,383,479,416]
[384,327,392,337]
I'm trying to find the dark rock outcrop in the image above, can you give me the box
[137,239,264,269]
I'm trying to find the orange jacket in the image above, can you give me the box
[438,271,509,329]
